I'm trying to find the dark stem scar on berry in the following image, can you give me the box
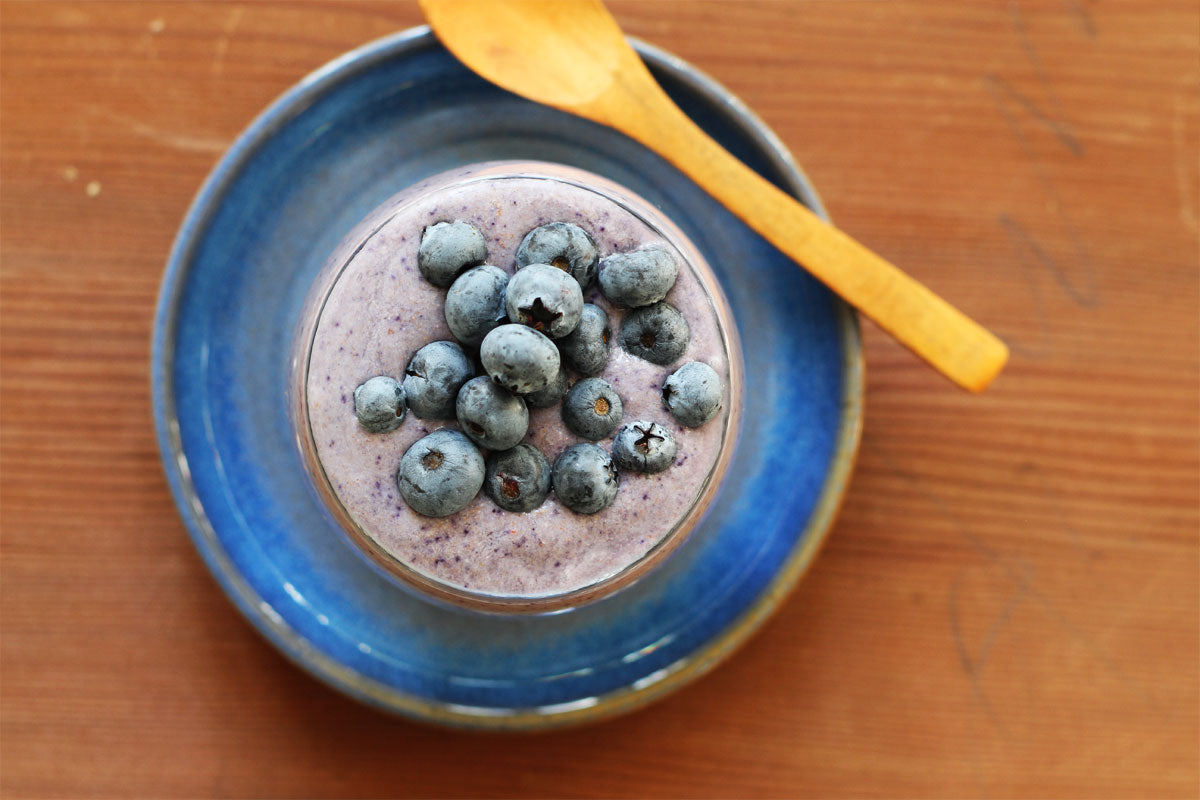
[518,297,562,332]
[396,406,405,417]
[550,256,570,271]
[500,475,521,500]
[602,327,610,344]
[467,421,484,434]
[593,397,611,416]
[422,450,444,470]
[633,424,665,453]
[662,384,674,402]
[640,331,656,348]
[405,366,424,379]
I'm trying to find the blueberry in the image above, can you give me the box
[515,222,599,290]
[552,443,619,514]
[561,377,623,441]
[612,421,676,473]
[524,363,568,409]
[403,341,474,420]
[484,443,551,512]
[397,429,484,517]
[351,376,405,433]
[418,220,488,287]
[663,361,723,428]
[445,265,508,347]
[505,263,583,339]
[598,244,679,308]
[619,302,690,365]
[479,324,561,395]
[456,376,528,450]
[557,303,610,375]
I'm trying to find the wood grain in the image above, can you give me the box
[2,1,1197,798]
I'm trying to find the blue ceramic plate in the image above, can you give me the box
[152,27,862,729]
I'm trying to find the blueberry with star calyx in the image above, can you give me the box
[558,303,610,375]
[505,263,583,339]
[403,340,474,420]
[612,421,676,473]
[418,220,488,288]
[598,244,678,308]
[663,360,722,428]
[479,324,560,395]
[515,222,599,290]
[523,363,568,409]
[445,265,509,347]
[619,301,690,365]
[552,443,619,515]
[561,377,623,441]
[352,376,406,433]
[397,429,485,517]
[456,376,528,451]
[484,443,551,512]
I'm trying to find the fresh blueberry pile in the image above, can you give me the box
[350,220,724,519]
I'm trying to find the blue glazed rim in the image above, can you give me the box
[151,26,864,729]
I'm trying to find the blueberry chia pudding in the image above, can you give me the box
[291,162,741,612]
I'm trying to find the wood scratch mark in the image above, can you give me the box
[986,76,1100,308]
[1024,586,1163,711]
[950,572,1029,735]
[84,105,228,154]
[987,73,1082,156]
[212,6,245,78]
[879,448,1165,714]
[1060,0,1097,38]
[1008,0,1081,154]
[999,213,1097,311]
[1172,90,1199,235]
[997,214,1055,360]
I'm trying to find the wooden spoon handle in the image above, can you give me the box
[594,77,1009,392]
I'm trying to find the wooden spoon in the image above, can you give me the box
[421,0,1008,392]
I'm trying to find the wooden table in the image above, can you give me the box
[2,2,1196,797]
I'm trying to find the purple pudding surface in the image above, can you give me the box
[300,164,737,602]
